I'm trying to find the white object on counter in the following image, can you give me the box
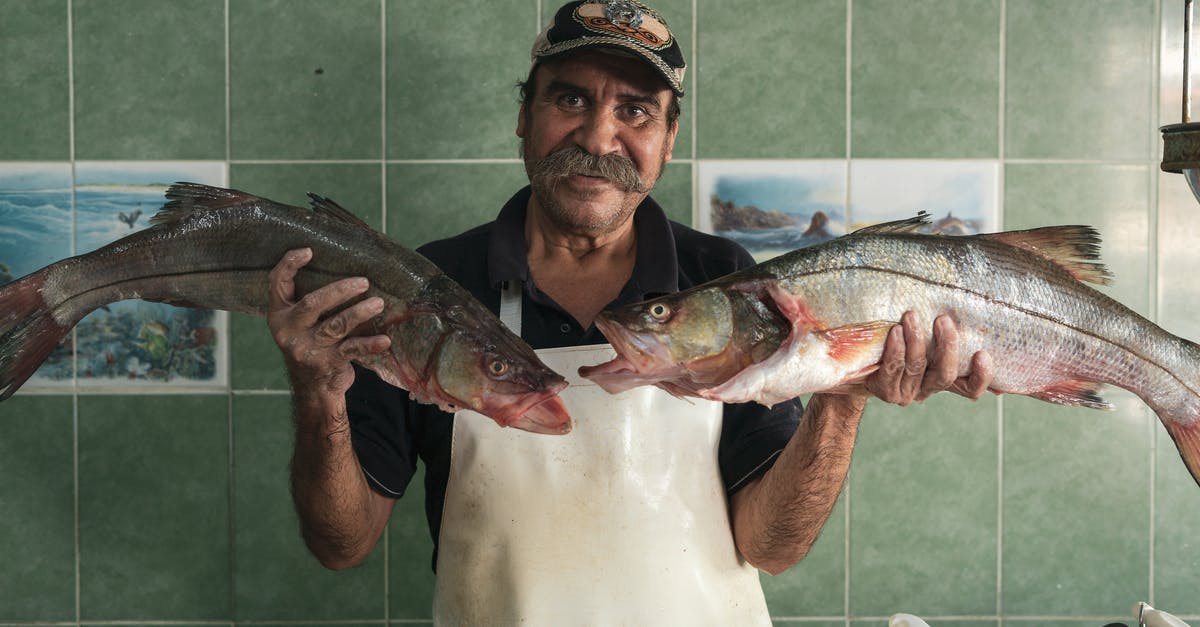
[1137,602,1192,627]
[889,613,932,627]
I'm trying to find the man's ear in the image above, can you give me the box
[663,119,679,163]
[517,103,528,139]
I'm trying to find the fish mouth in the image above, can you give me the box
[507,394,573,435]
[592,316,673,370]
[580,316,685,393]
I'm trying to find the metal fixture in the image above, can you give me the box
[1162,0,1200,204]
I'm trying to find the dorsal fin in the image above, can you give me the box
[152,182,270,226]
[981,225,1112,285]
[307,192,373,229]
[851,211,931,235]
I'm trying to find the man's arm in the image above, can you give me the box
[268,248,397,570]
[730,312,994,575]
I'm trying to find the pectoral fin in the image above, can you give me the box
[1028,379,1113,410]
[820,321,894,363]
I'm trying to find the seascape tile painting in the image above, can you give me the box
[0,164,74,388]
[848,160,999,233]
[697,161,848,262]
[0,162,229,392]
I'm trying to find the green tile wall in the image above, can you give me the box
[1,0,1197,624]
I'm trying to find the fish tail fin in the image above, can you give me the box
[1160,416,1200,488]
[0,269,73,400]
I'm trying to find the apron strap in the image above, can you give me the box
[499,280,522,335]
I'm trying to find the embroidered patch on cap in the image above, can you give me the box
[574,1,672,50]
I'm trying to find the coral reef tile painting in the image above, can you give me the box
[0,162,228,392]
[697,160,848,262]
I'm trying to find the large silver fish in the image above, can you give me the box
[580,214,1200,485]
[0,183,571,435]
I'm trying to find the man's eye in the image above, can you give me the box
[558,94,585,108]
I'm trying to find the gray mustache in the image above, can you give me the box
[527,146,648,193]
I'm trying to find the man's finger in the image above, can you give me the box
[897,311,927,402]
[268,248,313,310]
[291,276,370,328]
[951,351,994,400]
[338,335,393,360]
[315,296,385,344]
[918,315,960,400]
[866,323,907,403]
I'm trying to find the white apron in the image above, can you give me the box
[432,284,770,626]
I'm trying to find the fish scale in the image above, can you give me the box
[580,215,1200,487]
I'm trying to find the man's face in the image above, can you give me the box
[518,51,678,235]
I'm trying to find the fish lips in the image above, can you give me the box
[485,377,572,435]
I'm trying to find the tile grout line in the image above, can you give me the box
[379,0,390,618]
[996,0,1006,618]
[690,0,697,227]
[66,0,81,622]
[224,1,237,619]
[225,0,231,165]
[380,0,388,239]
[843,0,853,621]
[1147,0,1163,606]
[226,387,237,618]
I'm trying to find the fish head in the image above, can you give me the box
[433,327,571,435]
[583,286,784,395]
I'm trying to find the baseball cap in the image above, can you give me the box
[531,0,687,96]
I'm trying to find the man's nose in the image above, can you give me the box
[571,109,622,157]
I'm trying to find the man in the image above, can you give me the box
[268,1,993,623]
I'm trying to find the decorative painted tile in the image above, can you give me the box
[851,0,1001,158]
[71,163,229,392]
[849,160,999,231]
[0,163,74,389]
[697,160,847,261]
[72,0,225,159]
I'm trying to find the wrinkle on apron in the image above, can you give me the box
[432,283,770,626]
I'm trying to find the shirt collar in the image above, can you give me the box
[487,186,680,299]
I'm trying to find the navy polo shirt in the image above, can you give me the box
[346,186,802,569]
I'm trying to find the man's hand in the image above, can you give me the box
[267,248,392,396]
[864,311,994,406]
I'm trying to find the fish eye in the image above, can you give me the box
[488,360,510,377]
[648,303,671,321]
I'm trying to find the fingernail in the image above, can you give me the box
[354,277,369,290]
